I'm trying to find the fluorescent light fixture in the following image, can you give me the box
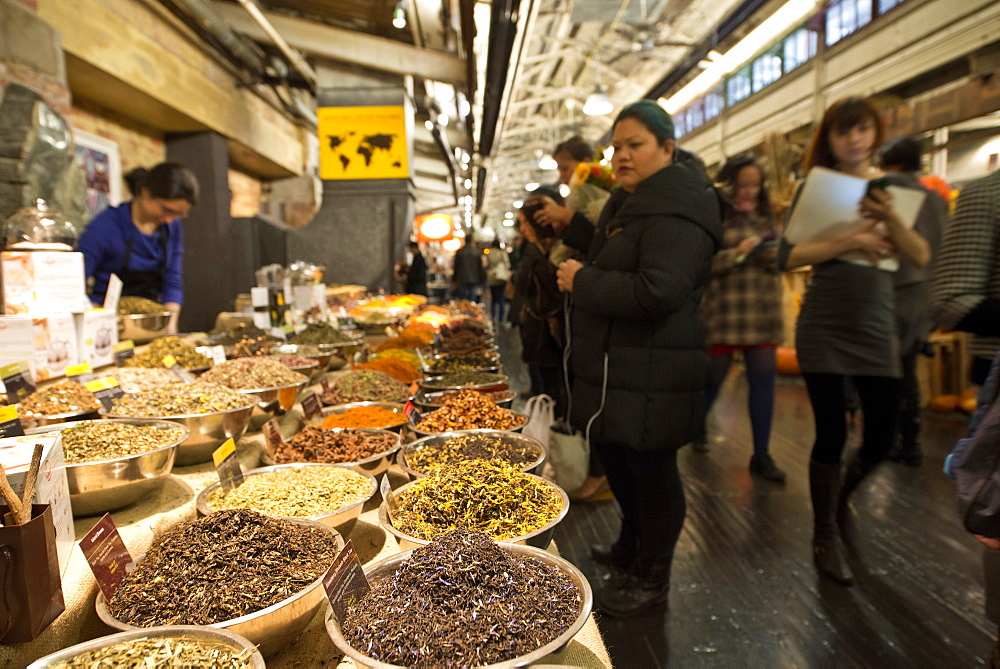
[439,114,449,127]
[424,120,434,131]
[464,178,473,189]
[538,153,558,170]
[392,0,407,29]
[583,89,614,116]
[512,200,523,208]
[558,184,570,197]
[525,183,540,191]
[503,219,515,226]
[661,0,820,114]
[504,212,514,219]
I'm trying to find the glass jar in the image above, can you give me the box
[3,199,78,250]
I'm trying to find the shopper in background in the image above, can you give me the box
[484,239,512,325]
[695,154,786,482]
[878,137,949,467]
[778,97,931,585]
[451,239,485,302]
[78,161,198,334]
[556,100,722,617]
[397,240,428,296]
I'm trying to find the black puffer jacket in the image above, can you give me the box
[568,163,723,451]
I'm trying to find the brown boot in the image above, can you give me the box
[810,459,854,585]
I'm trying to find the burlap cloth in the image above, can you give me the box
[1,380,611,668]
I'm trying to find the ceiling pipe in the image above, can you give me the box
[234,0,318,92]
[164,0,268,77]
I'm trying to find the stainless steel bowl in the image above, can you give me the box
[234,378,309,415]
[324,542,593,669]
[27,625,265,668]
[319,401,408,433]
[419,372,509,392]
[196,462,377,537]
[95,518,344,657]
[413,389,516,412]
[399,430,546,479]
[23,406,102,427]
[117,311,172,344]
[270,343,334,371]
[408,408,528,440]
[103,403,256,466]
[25,419,189,517]
[420,352,501,376]
[378,474,569,551]
[264,427,402,477]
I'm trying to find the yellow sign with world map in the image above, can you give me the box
[318,105,409,180]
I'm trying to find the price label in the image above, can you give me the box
[320,377,331,393]
[323,540,370,623]
[65,361,94,384]
[85,377,125,412]
[209,345,227,365]
[402,400,422,426]
[380,474,398,524]
[0,361,35,403]
[81,513,134,600]
[261,419,283,465]
[0,405,25,438]
[302,393,323,420]
[212,438,244,491]
[103,273,123,313]
[113,340,135,366]
[162,355,195,383]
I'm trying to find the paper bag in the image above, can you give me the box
[0,504,65,643]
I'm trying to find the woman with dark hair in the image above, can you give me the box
[556,100,722,617]
[694,154,786,481]
[778,97,930,584]
[78,161,199,333]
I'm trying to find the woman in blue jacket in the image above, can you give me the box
[78,162,198,333]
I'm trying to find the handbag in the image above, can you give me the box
[522,394,554,447]
[955,358,1000,540]
[546,420,589,493]
[0,504,65,642]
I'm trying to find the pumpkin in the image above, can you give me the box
[929,394,960,412]
[775,347,800,375]
[960,388,978,414]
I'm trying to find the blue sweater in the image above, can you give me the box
[77,202,184,305]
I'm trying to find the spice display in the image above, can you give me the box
[210,322,275,346]
[266,354,316,370]
[231,334,281,358]
[424,351,499,374]
[392,459,561,540]
[405,434,537,474]
[321,406,402,429]
[116,296,167,315]
[289,322,358,346]
[47,637,255,668]
[205,466,373,517]
[354,358,420,384]
[374,331,434,351]
[372,347,421,368]
[109,381,252,417]
[321,370,409,404]
[341,529,581,668]
[107,509,340,626]
[274,427,398,464]
[111,368,185,394]
[425,389,516,407]
[61,422,187,463]
[124,337,211,370]
[415,390,524,433]
[199,357,306,389]
[19,381,99,418]
[436,329,490,353]
[422,371,505,389]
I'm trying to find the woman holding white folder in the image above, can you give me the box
[778,96,930,585]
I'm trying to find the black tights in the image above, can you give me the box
[593,443,685,559]
[802,373,901,465]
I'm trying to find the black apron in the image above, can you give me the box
[120,225,168,302]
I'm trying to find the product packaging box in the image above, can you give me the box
[34,312,79,381]
[74,309,118,369]
[0,433,74,576]
[0,316,41,390]
[2,251,89,315]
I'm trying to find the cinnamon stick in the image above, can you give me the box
[0,463,24,525]
[18,443,43,524]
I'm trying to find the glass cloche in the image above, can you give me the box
[3,199,78,251]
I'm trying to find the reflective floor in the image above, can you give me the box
[496,321,996,667]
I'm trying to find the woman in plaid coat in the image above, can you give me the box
[696,155,786,482]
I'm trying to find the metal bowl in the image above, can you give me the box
[95,517,343,657]
[319,401,408,433]
[27,625,265,668]
[408,408,528,440]
[25,419,189,516]
[117,311,172,344]
[324,542,592,669]
[419,372,509,392]
[196,462,377,537]
[265,427,402,477]
[378,474,569,551]
[233,378,309,415]
[103,403,256,466]
[399,430,546,479]
[413,389,516,412]
[270,343,334,371]
[22,405,102,427]
[420,352,501,376]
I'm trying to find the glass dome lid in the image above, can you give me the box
[3,199,78,251]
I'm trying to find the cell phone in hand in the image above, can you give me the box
[867,176,891,195]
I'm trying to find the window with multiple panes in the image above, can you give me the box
[752,44,783,92]
[704,86,725,122]
[783,27,817,72]
[826,0,873,46]
[727,65,753,105]
[878,0,905,13]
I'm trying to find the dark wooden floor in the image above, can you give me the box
[495,321,995,668]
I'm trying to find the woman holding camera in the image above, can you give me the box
[556,101,722,617]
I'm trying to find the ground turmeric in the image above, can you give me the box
[322,405,402,429]
[355,358,421,384]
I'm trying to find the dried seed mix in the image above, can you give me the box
[108,381,252,417]
[111,368,184,394]
[61,422,187,463]
[415,390,524,433]
[274,427,398,464]
[404,434,537,474]
[421,371,505,389]
[205,466,373,517]
[321,370,409,404]
[289,322,358,346]
[424,389,515,407]
[116,296,167,315]
[199,357,306,389]
[19,381,99,418]
[124,337,211,370]
[424,351,499,374]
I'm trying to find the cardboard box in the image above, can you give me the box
[2,251,88,315]
[35,312,79,380]
[74,309,117,369]
[0,316,41,389]
[0,433,74,576]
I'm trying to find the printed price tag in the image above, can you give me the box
[85,377,125,412]
[162,355,195,383]
[261,419,283,465]
[302,393,323,420]
[320,377,331,393]
[380,474,398,523]
[212,438,244,491]
[65,361,94,384]
[323,540,370,623]
[103,273,123,313]
[81,513,134,600]
[0,361,35,403]
[403,400,422,426]
[113,340,135,366]
[209,345,227,365]
[0,405,25,438]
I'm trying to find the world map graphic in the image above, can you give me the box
[326,131,403,173]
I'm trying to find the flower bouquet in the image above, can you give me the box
[567,161,617,223]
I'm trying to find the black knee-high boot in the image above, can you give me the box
[837,456,879,532]
[596,551,672,617]
[810,459,853,584]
